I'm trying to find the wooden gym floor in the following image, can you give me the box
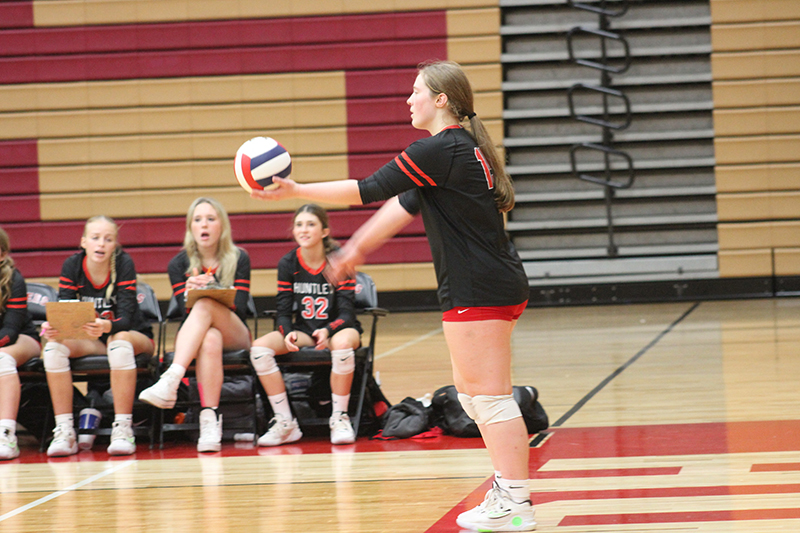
[1,297,799,532]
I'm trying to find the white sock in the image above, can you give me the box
[496,476,530,503]
[268,392,293,420]
[55,413,74,428]
[332,393,350,414]
[0,419,15,434]
[114,414,133,424]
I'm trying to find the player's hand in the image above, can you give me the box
[82,318,109,338]
[41,321,59,341]
[312,328,329,350]
[250,177,297,201]
[324,245,363,285]
[186,268,214,290]
[284,331,300,352]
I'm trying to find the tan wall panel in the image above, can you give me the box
[710,0,800,24]
[712,50,800,80]
[718,221,800,249]
[447,8,500,37]
[718,248,773,277]
[713,106,800,136]
[37,129,349,166]
[716,163,800,193]
[711,21,800,52]
[0,73,347,113]
[713,78,800,108]
[717,192,800,221]
[774,248,800,275]
[33,0,500,26]
[39,187,342,220]
[448,36,501,65]
[1,100,349,140]
[359,263,438,292]
[38,156,349,193]
[463,64,502,93]
[714,135,800,165]
[474,92,503,120]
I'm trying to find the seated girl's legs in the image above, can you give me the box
[195,328,224,408]
[172,298,249,369]
[444,319,530,481]
[0,334,41,421]
[106,330,153,416]
[44,338,106,416]
[329,328,360,398]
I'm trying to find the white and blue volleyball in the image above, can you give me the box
[234,136,292,192]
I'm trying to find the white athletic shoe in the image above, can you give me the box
[47,423,78,457]
[257,414,302,447]
[456,482,536,532]
[0,428,20,460]
[107,421,136,456]
[329,411,355,445]
[197,409,222,453]
[138,371,180,409]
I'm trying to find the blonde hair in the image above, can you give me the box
[0,228,15,310]
[418,60,515,212]
[83,215,120,300]
[183,197,239,288]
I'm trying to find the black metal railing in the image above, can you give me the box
[566,0,635,257]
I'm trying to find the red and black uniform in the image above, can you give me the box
[274,248,360,339]
[0,269,39,347]
[167,248,251,326]
[358,125,529,312]
[58,250,152,339]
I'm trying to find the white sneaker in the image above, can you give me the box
[456,482,536,532]
[257,414,302,447]
[107,421,136,456]
[0,428,20,460]
[329,411,355,445]
[138,371,180,409]
[47,424,78,457]
[197,409,222,452]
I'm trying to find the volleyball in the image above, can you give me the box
[234,136,292,193]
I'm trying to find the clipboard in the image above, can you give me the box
[45,301,97,340]
[185,288,236,309]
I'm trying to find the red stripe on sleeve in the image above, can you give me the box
[400,151,436,186]
[394,156,424,186]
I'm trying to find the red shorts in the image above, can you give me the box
[442,301,528,322]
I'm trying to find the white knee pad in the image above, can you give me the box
[0,352,17,378]
[457,392,479,422]
[107,340,136,370]
[331,348,355,375]
[250,346,279,376]
[471,394,522,425]
[43,342,71,373]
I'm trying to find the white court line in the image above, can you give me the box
[374,326,443,361]
[0,459,136,523]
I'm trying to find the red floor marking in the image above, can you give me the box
[425,420,800,532]
[534,467,681,479]
[751,462,800,472]
[559,507,800,526]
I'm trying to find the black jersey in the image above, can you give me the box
[58,250,152,338]
[167,248,251,326]
[274,248,360,338]
[358,125,529,311]
[0,268,39,347]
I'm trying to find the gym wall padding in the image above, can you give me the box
[0,2,502,299]
[711,0,800,277]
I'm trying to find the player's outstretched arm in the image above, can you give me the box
[250,177,363,206]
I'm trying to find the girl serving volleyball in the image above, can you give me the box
[251,60,535,532]
[42,216,154,457]
[250,204,362,446]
